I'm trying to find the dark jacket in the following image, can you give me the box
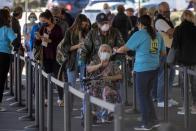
[172,20,196,65]
[80,27,124,64]
[35,24,63,61]
[112,12,132,42]
[11,17,21,51]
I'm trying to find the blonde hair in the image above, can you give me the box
[98,44,112,56]
[181,10,195,24]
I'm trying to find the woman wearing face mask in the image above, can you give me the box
[57,14,91,106]
[117,15,166,130]
[23,12,37,59]
[86,44,122,123]
[35,10,63,103]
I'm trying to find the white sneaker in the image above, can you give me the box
[169,99,179,106]
[0,104,6,112]
[157,102,172,108]
[0,107,6,112]
[177,108,196,115]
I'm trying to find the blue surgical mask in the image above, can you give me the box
[40,22,49,27]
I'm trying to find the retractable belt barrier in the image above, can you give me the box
[7,52,124,131]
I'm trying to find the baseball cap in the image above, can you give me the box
[96,13,108,23]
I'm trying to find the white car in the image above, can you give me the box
[82,0,134,23]
[0,0,14,9]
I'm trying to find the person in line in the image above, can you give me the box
[172,10,196,114]
[0,9,18,112]
[154,2,178,107]
[35,10,63,103]
[80,13,124,125]
[57,14,90,106]
[86,44,122,122]
[50,6,69,36]
[112,5,132,42]
[117,15,166,130]
[126,8,138,37]
[23,12,37,59]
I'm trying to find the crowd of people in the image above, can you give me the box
[0,1,196,130]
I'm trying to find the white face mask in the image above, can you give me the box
[29,17,36,23]
[103,9,110,15]
[99,52,111,61]
[100,24,110,32]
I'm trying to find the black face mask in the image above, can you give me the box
[41,22,49,27]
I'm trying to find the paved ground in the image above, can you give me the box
[0,72,196,131]
[1,82,196,131]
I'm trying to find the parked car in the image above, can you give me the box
[82,0,134,23]
[0,0,14,9]
[46,0,89,17]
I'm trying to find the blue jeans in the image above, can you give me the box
[153,56,175,102]
[136,70,158,125]
[67,68,76,88]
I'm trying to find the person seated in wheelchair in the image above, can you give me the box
[86,44,122,122]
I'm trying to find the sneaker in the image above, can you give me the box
[57,99,64,107]
[177,108,196,115]
[151,121,160,128]
[134,125,153,131]
[191,106,196,114]
[0,107,6,112]
[157,102,172,108]
[0,104,6,112]
[169,99,179,106]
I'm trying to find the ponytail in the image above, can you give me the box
[138,15,156,40]
[146,25,156,40]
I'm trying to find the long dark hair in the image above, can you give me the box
[69,14,90,37]
[70,14,89,31]
[40,9,54,23]
[0,9,10,28]
[138,15,156,40]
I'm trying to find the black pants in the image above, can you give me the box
[43,59,60,99]
[0,53,11,103]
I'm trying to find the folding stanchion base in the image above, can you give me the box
[16,107,28,113]
[3,91,11,96]
[24,124,39,131]
[6,96,16,102]
[9,101,25,107]
[124,108,140,114]
[18,115,35,121]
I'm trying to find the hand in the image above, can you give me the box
[42,37,51,43]
[100,60,109,67]
[78,42,84,48]
[35,32,41,40]
[113,47,118,52]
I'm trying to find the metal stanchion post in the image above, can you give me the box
[24,63,39,130]
[122,57,129,105]
[47,74,53,131]
[39,67,45,131]
[132,72,138,112]
[14,53,18,101]
[17,57,28,112]
[9,59,14,96]
[17,53,23,106]
[10,53,23,106]
[164,63,169,122]
[19,58,34,121]
[184,67,190,128]
[7,53,17,102]
[64,83,71,131]
[84,93,91,131]
[114,104,124,131]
